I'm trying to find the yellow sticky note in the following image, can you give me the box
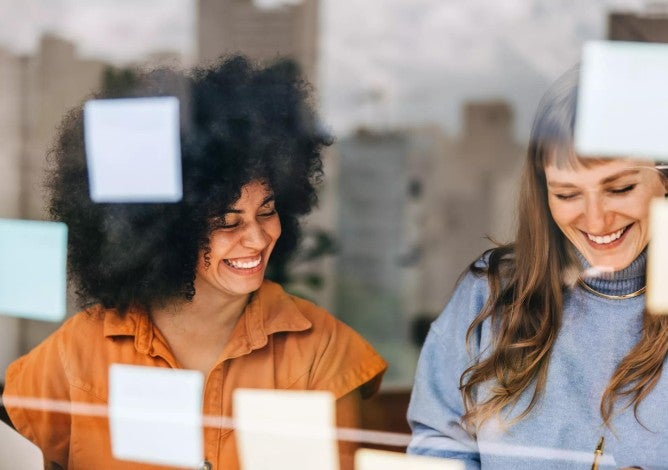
[234,389,338,470]
[355,448,464,470]
[648,198,668,315]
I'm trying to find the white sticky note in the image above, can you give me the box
[648,198,668,315]
[575,40,668,160]
[253,0,302,9]
[0,420,43,470]
[84,97,182,202]
[356,449,465,470]
[0,219,67,321]
[108,364,204,467]
[234,389,338,470]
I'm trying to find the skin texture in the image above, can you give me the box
[150,180,282,375]
[194,180,281,305]
[545,159,667,271]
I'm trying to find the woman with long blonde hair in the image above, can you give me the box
[407,69,668,468]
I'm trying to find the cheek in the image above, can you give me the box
[548,200,575,228]
[206,233,237,260]
[264,217,281,243]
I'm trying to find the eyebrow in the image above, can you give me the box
[547,169,641,189]
[224,195,275,214]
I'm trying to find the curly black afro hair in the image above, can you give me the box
[47,55,330,314]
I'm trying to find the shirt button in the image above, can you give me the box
[198,460,213,470]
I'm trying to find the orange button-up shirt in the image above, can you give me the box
[4,281,387,469]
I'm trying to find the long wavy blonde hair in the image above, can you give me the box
[460,68,668,432]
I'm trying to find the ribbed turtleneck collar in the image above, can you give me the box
[576,250,647,296]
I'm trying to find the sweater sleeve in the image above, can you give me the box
[407,268,489,470]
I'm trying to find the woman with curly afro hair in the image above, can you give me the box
[3,55,387,470]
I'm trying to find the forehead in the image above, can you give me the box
[544,157,654,183]
[231,181,274,207]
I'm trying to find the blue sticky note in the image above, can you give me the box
[109,364,204,467]
[575,40,668,160]
[0,219,67,322]
[84,97,183,203]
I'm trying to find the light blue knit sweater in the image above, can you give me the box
[407,251,668,469]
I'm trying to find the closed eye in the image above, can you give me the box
[259,209,277,218]
[609,184,636,195]
[208,216,239,231]
[554,193,579,201]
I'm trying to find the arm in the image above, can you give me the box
[3,329,71,468]
[407,271,488,469]
[407,326,480,468]
[336,388,362,470]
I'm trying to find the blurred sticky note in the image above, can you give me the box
[648,198,668,315]
[575,40,668,160]
[0,420,43,470]
[356,449,465,470]
[234,389,338,470]
[84,96,182,202]
[108,364,204,467]
[0,219,67,321]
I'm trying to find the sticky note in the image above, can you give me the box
[355,448,465,470]
[253,0,302,9]
[234,389,338,470]
[648,198,668,315]
[84,97,182,202]
[0,219,67,321]
[0,420,43,469]
[575,40,668,160]
[108,364,204,467]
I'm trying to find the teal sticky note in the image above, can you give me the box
[0,219,68,322]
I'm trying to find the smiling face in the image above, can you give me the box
[545,159,666,271]
[194,180,281,302]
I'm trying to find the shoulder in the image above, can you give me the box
[7,306,132,395]
[11,306,108,364]
[263,283,387,398]
[4,306,112,401]
[427,249,511,357]
[432,253,492,332]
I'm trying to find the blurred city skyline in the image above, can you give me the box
[0,0,655,140]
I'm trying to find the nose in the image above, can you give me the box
[241,221,269,250]
[582,194,610,235]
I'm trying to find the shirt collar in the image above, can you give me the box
[102,280,312,359]
[102,305,155,354]
[222,280,312,360]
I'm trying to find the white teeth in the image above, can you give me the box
[587,227,625,245]
[225,256,261,269]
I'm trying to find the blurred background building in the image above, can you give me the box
[609,5,668,41]
[198,0,318,83]
[0,36,107,373]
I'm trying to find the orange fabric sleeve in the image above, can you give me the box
[308,313,387,400]
[3,328,71,468]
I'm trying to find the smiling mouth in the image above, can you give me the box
[223,255,262,269]
[585,224,631,245]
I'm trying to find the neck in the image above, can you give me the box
[576,250,647,297]
[149,288,253,375]
[152,289,250,335]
